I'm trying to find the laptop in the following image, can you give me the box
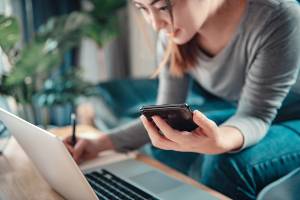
[0,108,218,200]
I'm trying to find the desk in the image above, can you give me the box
[0,125,230,200]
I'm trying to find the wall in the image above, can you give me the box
[79,3,158,82]
[127,3,157,78]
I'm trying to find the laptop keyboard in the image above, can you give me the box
[85,169,159,200]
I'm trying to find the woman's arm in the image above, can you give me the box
[222,2,300,150]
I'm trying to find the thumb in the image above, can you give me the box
[193,110,217,138]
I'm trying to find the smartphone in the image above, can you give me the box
[139,103,198,132]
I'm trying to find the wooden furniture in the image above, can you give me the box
[0,125,230,200]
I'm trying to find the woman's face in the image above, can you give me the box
[133,0,211,44]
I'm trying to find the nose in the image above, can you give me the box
[150,13,166,31]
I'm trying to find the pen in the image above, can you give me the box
[71,113,77,146]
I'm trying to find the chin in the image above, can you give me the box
[172,36,193,45]
[171,30,196,45]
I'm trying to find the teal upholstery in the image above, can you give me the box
[95,78,300,129]
[93,79,158,130]
[94,79,236,130]
[258,167,300,200]
[95,79,158,120]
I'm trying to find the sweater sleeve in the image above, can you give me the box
[222,2,300,150]
[109,33,191,152]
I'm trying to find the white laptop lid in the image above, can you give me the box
[0,108,98,200]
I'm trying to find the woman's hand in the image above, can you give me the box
[140,110,244,154]
[63,134,114,164]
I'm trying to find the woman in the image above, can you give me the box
[64,0,300,199]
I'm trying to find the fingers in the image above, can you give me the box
[193,110,217,137]
[140,115,179,150]
[63,138,74,154]
[151,116,182,142]
[73,139,88,163]
[63,135,72,144]
[65,144,75,155]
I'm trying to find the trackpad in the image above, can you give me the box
[129,170,182,194]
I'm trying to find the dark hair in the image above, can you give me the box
[153,0,200,77]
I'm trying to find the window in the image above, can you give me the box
[0,0,13,16]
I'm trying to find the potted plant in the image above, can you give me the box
[34,68,98,127]
[0,0,127,126]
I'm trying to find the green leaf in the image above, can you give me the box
[0,15,20,55]
[0,0,127,104]
[89,0,127,18]
[5,41,63,87]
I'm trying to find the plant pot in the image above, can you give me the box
[49,103,73,127]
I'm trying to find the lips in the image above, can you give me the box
[165,28,180,37]
[173,29,180,37]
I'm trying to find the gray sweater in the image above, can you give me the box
[109,0,300,152]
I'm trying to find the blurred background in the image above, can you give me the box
[0,0,161,135]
